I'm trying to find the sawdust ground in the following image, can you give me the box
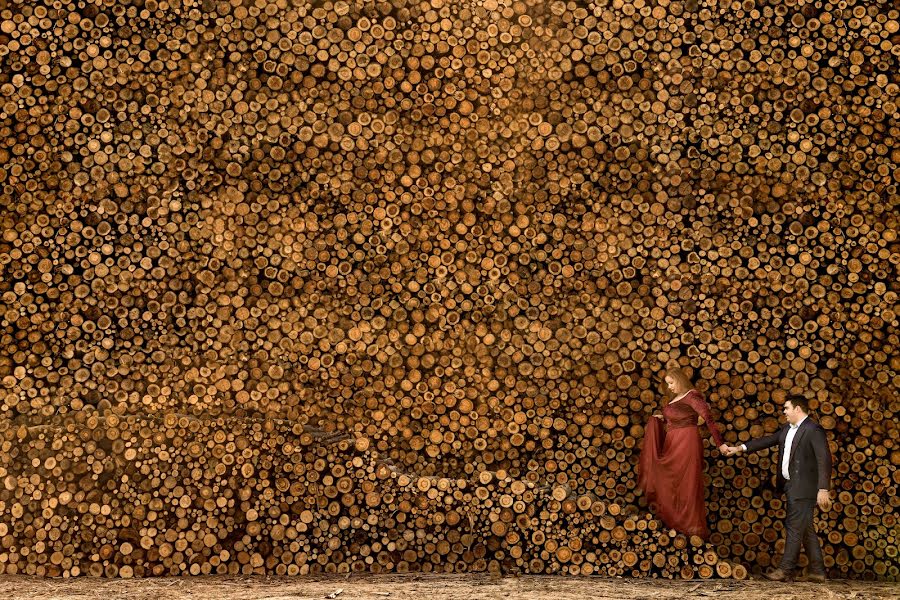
[0,573,896,600]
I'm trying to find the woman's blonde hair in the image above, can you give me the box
[665,366,692,392]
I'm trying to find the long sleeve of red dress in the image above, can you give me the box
[683,391,725,447]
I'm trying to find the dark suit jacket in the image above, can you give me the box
[745,417,831,499]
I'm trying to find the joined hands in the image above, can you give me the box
[721,445,743,456]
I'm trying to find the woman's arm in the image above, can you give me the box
[685,391,725,448]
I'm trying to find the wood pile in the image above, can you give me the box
[0,413,750,579]
[0,0,897,581]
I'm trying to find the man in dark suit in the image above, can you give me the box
[724,395,832,582]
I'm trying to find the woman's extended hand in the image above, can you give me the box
[718,444,729,454]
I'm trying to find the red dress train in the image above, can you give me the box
[638,389,725,539]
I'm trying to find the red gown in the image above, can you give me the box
[638,389,725,539]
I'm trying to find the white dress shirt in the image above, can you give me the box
[780,415,807,480]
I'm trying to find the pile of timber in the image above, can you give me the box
[0,0,896,582]
[0,412,749,579]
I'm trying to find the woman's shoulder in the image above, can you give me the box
[685,389,706,402]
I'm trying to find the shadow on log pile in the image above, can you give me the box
[0,413,748,579]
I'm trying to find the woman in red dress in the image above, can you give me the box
[638,367,728,539]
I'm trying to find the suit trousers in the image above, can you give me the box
[781,482,825,574]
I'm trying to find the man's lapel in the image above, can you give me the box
[790,418,811,456]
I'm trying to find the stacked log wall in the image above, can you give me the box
[0,0,897,579]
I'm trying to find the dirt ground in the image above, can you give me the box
[0,574,897,600]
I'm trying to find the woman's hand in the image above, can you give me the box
[718,444,729,454]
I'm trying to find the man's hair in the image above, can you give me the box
[786,395,811,413]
